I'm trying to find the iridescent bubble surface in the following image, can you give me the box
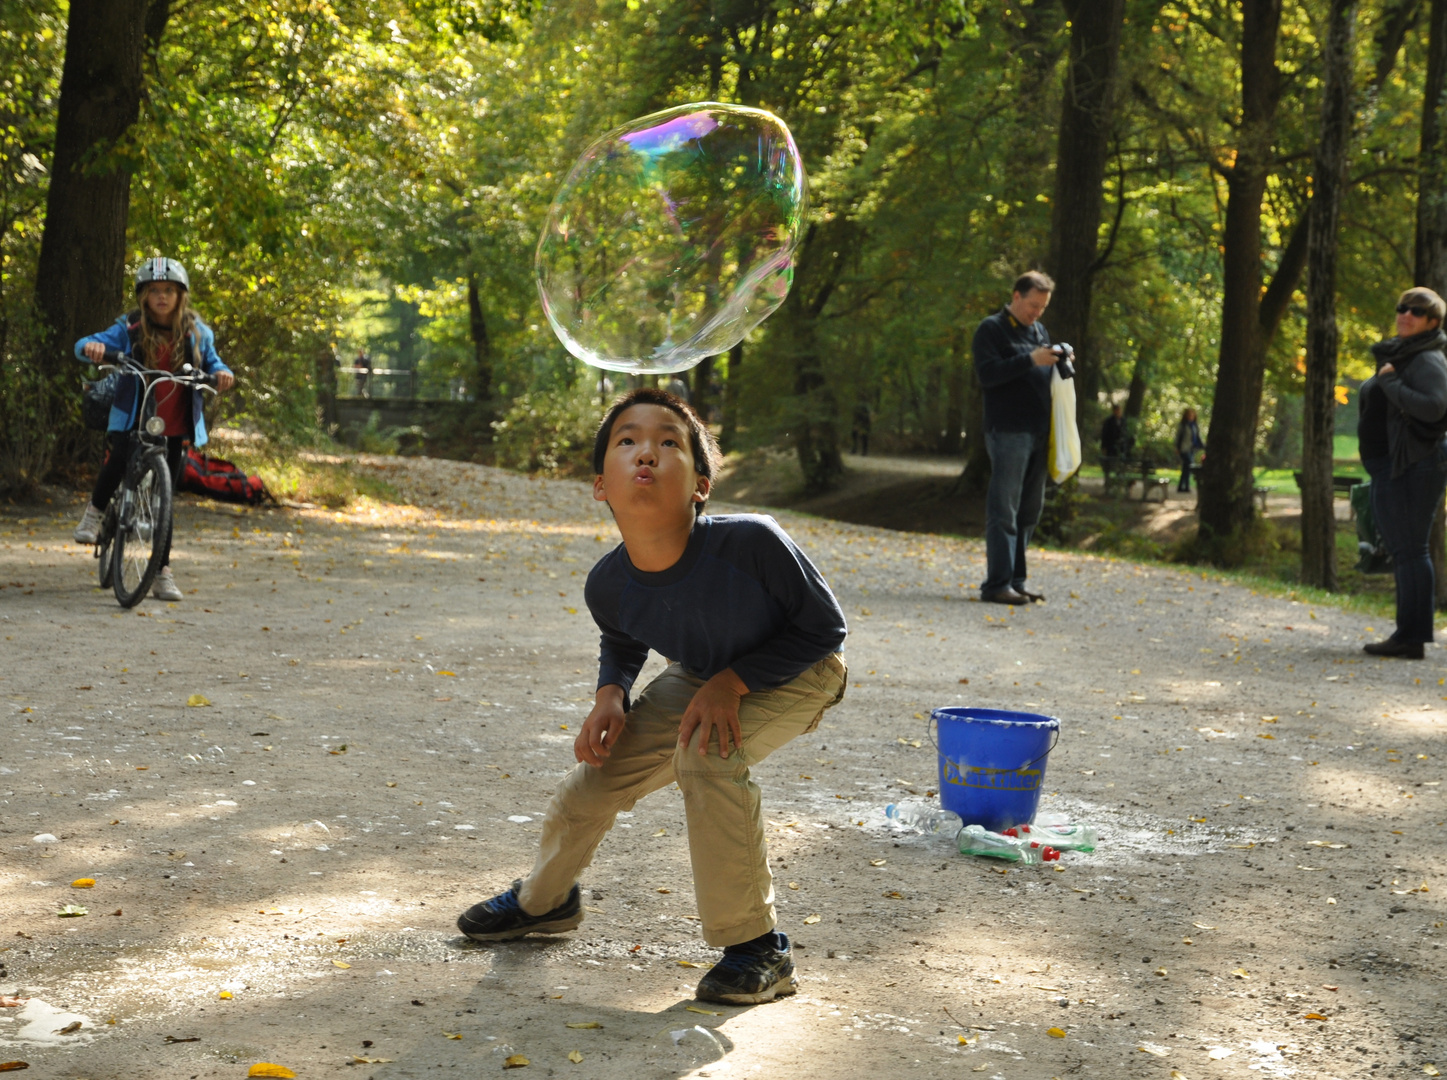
[536,102,808,375]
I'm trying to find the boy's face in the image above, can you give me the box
[593,404,708,524]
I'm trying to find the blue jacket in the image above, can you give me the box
[75,314,232,446]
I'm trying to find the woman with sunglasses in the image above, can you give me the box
[1357,287,1447,658]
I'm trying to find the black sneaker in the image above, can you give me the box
[456,881,583,941]
[695,932,798,1004]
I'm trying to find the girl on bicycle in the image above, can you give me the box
[72,258,234,601]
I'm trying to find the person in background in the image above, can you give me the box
[972,270,1059,605]
[1174,408,1203,493]
[851,401,871,456]
[355,348,372,398]
[1356,286,1447,659]
[1101,404,1127,461]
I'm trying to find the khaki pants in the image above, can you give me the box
[518,653,847,947]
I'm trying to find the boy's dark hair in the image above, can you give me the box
[592,387,722,517]
[1013,270,1056,296]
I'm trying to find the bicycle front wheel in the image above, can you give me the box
[112,455,172,608]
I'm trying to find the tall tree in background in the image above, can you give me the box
[1197,0,1286,541]
[1300,0,1359,590]
[34,0,158,369]
[1416,0,1447,604]
[1046,0,1126,415]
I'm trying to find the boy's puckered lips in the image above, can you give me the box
[632,465,655,484]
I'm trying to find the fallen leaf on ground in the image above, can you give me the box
[51,1023,81,1035]
[163,1036,200,1044]
[1170,1072,1190,1080]
[1046,1027,1066,1038]
[1304,1013,1329,1021]
[685,1006,721,1016]
[249,1066,296,1079]
[503,1054,529,1068]
[565,1021,602,1029]
[70,878,94,889]
[0,998,27,1008]
[788,881,799,890]
[1307,840,1348,849]
[443,1032,462,1039]
[56,905,87,918]
[883,891,903,899]
[568,1050,583,1063]
[1323,984,1339,991]
[1031,985,1063,992]
[1231,968,1250,979]
[218,991,233,1000]
[803,914,821,924]
[0,1065,28,1072]
[353,1058,395,1065]
[1424,1066,1440,1077]
[676,960,702,968]
[1138,1045,1167,1056]
[656,887,671,894]
[652,829,667,837]
[1155,967,1169,976]
[1193,922,1216,930]
[869,859,886,867]
[332,960,351,969]
[186,694,211,707]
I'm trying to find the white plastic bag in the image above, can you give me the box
[1048,366,1081,483]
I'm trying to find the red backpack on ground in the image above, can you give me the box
[179,446,272,506]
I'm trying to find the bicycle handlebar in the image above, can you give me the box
[99,349,220,391]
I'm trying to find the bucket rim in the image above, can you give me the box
[929,706,1060,729]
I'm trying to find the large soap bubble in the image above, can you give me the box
[535,102,808,375]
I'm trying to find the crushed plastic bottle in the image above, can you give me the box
[1004,822,1098,853]
[885,802,963,836]
[957,824,1059,863]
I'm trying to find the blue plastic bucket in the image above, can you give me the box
[930,707,1060,833]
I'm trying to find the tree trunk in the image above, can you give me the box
[942,340,965,455]
[956,360,991,496]
[467,272,493,406]
[1124,349,1149,423]
[721,341,742,453]
[1046,0,1126,419]
[691,354,714,423]
[34,0,151,371]
[1196,0,1285,542]
[1417,0,1447,606]
[1301,0,1359,590]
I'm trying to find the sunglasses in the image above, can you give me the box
[1397,303,1435,317]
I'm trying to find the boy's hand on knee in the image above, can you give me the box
[679,669,748,758]
[577,685,627,766]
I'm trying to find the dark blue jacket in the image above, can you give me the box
[973,307,1052,436]
[585,514,847,704]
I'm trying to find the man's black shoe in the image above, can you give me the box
[981,588,1029,605]
[1363,637,1425,659]
[457,881,583,941]
[695,932,798,1005]
[1019,588,1045,603]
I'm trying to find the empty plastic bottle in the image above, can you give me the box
[957,824,1059,863]
[1004,822,1097,853]
[885,802,963,836]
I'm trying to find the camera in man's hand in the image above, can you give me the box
[1051,343,1075,380]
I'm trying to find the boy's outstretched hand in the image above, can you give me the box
[679,669,749,758]
[576,684,627,766]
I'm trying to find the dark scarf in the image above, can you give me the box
[1369,327,1447,368]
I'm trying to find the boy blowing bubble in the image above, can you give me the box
[457,388,848,1004]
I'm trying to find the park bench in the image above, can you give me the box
[1104,457,1173,502]
[1291,472,1362,498]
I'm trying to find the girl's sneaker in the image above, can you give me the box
[152,569,183,601]
[695,931,798,1004]
[74,504,103,544]
[456,881,582,941]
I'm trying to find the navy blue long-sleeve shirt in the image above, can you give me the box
[585,514,847,703]
[973,306,1052,435]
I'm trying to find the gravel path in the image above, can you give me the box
[1,453,1443,1079]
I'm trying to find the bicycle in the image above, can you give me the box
[91,349,218,608]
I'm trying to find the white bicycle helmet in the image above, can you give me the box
[134,257,189,294]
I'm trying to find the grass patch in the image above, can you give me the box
[211,438,399,509]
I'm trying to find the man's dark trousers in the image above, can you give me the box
[983,430,1049,595]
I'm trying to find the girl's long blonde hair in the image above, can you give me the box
[135,283,199,368]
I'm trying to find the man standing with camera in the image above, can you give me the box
[972,270,1067,605]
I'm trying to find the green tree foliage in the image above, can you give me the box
[2,0,1441,536]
